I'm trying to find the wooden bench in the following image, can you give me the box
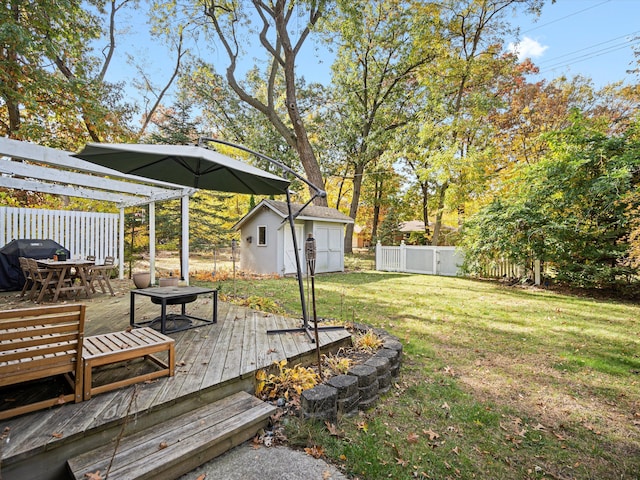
[82,327,175,400]
[0,304,85,420]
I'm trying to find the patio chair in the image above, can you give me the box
[18,257,34,298]
[26,257,60,302]
[88,256,116,296]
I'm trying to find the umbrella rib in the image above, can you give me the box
[126,157,183,176]
[226,169,275,193]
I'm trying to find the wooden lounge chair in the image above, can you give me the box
[0,304,85,419]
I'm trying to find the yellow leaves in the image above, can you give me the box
[356,420,368,433]
[323,353,352,375]
[254,360,319,401]
[353,330,383,353]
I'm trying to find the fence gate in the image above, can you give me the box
[375,241,464,276]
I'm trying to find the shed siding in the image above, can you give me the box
[313,222,345,273]
[239,209,281,275]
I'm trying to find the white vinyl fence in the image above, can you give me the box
[375,241,464,276]
[0,207,119,263]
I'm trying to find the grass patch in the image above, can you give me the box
[194,267,640,479]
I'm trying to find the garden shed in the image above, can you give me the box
[235,199,354,276]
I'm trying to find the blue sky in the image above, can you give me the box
[510,0,640,87]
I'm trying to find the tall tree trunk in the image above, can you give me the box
[420,181,430,242]
[334,164,351,210]
[431,182,448,246]
[371,176,384,245]
[344,162,365,254]
[276,1,326,205]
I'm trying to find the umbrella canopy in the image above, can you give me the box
[73,143,290,195]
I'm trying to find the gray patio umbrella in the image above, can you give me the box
[73,143,290,195]
[75,139,332,341]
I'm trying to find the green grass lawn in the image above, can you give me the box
[201,269,640,479]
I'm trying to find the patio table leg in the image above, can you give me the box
[51,266,69,302]
[37,269,56,303]
[75,265,93,298]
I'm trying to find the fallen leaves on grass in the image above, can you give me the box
[304,445,325,458]
[443,365,456,377]
[356,420,368,433]
[325,421,342,437]
[423,428,440,440]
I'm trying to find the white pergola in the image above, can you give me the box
[0,137,197,284]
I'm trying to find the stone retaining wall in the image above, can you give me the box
[301,326,403,422]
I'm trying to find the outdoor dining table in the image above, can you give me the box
[36,259,95,302]
[130,286,218,334]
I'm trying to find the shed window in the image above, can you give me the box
[257,225,267,246]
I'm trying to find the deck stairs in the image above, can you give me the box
[67,391,275,480]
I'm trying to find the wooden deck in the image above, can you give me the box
[0,292,352,480]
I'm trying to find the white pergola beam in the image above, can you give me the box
[0,176,141,204]
[0,158,178,197]
[0,137,187,189]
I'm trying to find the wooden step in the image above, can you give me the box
[67,391,275,480]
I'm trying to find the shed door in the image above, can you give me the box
[283,224,304,275]
[315,226,343,273]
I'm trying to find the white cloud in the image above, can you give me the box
[508,36,549,61]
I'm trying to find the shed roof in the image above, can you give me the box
[234,199,354,230]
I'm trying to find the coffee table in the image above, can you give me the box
[130,286,217,334]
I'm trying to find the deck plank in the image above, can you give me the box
[271,315,304,360]
[220,308,247,382]
[240,310,257,375]
[154,329,208,403]
[199,304,239,386]
[254,313,282,369]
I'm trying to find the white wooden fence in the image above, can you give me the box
[375,241,465,276]
[0,207,119,263]
[375,241,542,284]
